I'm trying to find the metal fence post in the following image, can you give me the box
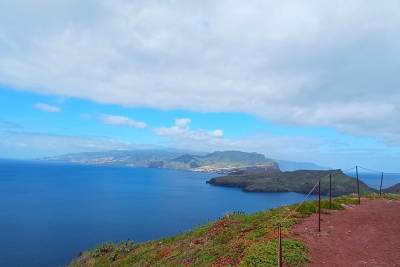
[318,179,321,232]
[329,173,332,209]
[356,166,360,205]
[278,223,283,267]
[379,172,384,197]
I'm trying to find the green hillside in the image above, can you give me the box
[165,151,279,171]
[207,170,373,196]
[69,194,399,267]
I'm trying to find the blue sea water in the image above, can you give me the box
[0,160,317,267]
[346,171,400,189]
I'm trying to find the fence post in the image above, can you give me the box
[278,223,283,267]
[379,172,384,197]
[329,173,332,209]
[318,179,321,232]
[356,166,360,205]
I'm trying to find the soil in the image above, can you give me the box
[292,199,400,266]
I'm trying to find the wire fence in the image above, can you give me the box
[275,165,399,267]
[277,180,320,267]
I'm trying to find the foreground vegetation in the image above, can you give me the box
[70,193,400,267]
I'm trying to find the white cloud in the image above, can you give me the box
[155,120,319,161]
[155,118,224,141]
[2,117,400,171]
[1,1,400,144]
[99,114,147,128]
[0,131,133,158]
[155,122,400,172]
[209,129,224,138]
[34,103,60,113]
[175,118,191,128]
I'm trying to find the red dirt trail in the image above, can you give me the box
[292,199,400,266]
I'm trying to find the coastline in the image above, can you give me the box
[69,193,400,267]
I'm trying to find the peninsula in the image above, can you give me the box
[207,169,373,196]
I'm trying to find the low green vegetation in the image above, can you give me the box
[241,239,308,267]
[70,193,399,267]
[364,192,400,200]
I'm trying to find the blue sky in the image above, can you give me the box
[0,85,337,140]
[1,85,399,172]
[1,1,400,171]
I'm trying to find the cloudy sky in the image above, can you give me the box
[0,0,400,171]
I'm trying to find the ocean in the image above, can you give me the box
[0,160,317,267]
[346,171,400,189]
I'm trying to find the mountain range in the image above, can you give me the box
[42,149,328,173]
[42,150,279,173]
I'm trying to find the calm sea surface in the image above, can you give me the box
[346,171,400,189]
[0,160,317,267]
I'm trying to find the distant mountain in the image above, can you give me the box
[275,159,330,171]
[42,149,183,166]
[42,150,279,173]
[165,151,278,171]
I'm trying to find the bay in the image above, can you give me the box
[0,160,325,267]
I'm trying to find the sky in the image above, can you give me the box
[0,1,400,171]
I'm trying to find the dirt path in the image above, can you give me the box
[292,199,400,266]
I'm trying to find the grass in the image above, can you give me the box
[365,192,400,201]
[70,193,398,267]
[240,239,308,267]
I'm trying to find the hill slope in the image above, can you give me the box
[165,151,278,172]
[69,194,398,267]
[384,182,400,193]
